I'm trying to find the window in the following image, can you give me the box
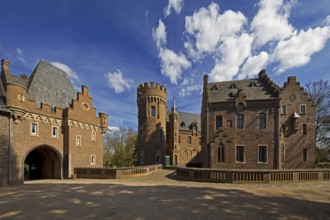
[300,104,306,114]
[31,123,37,135]
[91,155,96,165]
[236,146,245,163]
[303,124,307,135]
[76,135,81,146]
[52,126,58,138]
[150,106,156,118]
[174,155,178,165]
[259,113,266,129]
[303,149,307,161]
[51,107,56,113]
[216,115,223,129]
[258,146,267,163]
[217,145,225,162]
[188,136,192,144]
[281,105,287,114]
[237,114,244,129]
[178,135,181,143]
[91,131,96,141]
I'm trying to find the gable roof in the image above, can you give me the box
[207,78,279,103]
[27,61,77,109]
[167,111,201,132]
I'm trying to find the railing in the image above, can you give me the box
[74,164,163,179]
[176,167,330,183]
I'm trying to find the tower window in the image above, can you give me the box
[236,146,245,163]
[31,123,37,135]
[188,136,192,144]
[216,115,223,129]
[259,113,266,129]
[300,104,306,114]
[151,106,156,118]
[281,105,287,114]
[91,155,96,165]
[237,114,244,129]
[303,149,307,161]
[258,146,267,163]
[76,135,81,146]
[52,126,58,138]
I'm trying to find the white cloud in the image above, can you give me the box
[210,33,253,82]
[326,15,330,25]
[51,61,80,81]
[159,48,191,85]
[108,126,120,132]
[179,84,202,96]
[239,51,269,79]
[272,26,330,73]
[164,0,184,17]
[152,19,167,49]
[251,0,295,47]
[16,48,23,56]
[105,69,133,93]
[185,2,247,59]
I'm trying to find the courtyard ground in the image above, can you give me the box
[0,169,329,220]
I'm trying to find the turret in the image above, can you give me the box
[137,82,167,165]
[169,97,179,164]
[98,112,109,134]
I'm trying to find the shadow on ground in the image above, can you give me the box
[0,180,329,220]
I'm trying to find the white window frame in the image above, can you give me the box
[235,145,245,163]
[258,145,268,163]
[188,136,192,145]
[76,135,81,146]
[31,122,38,136]
[91,155,96,165]
[281,105,287,114]
[51,126,58,138]
[300,104,306,114]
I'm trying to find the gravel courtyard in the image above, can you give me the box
[0,169,329,220]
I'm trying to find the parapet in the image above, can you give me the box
[137,82,167,100]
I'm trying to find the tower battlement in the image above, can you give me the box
[137,82,167,100]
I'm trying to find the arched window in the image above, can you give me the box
[218,145,225,162]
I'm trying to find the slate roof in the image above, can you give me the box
[167,111,201,132]
[26,61,77,109]
[207,78,278,103]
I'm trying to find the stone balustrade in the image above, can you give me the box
[74,164,163,179]
[176,167,330,183]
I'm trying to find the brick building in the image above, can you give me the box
[136,82,201,166]
[201,70,316,169]
[0,59,108,185]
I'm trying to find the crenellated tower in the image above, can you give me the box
[168,98,179,164]
[137,82,167,165]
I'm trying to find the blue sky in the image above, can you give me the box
[1,0,330,130]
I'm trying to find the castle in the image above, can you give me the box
[0,60,108,185]
[137,70,316,169]
[136,82,201,166]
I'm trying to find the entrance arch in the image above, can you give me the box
[23,145,62,181]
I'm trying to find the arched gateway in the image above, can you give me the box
[23,145,62,180]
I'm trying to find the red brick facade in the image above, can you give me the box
[0,60,108,185]
[201,70,316,169]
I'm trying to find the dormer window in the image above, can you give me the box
[229,83,237,89]
[249,81,257,87]
[210,85,218,91]
[180,122,185,128]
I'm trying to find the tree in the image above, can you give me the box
[20,73,28,79]
[305,80,330,161]
[103,127,137,167]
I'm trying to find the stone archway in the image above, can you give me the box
[23,145,62,181]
